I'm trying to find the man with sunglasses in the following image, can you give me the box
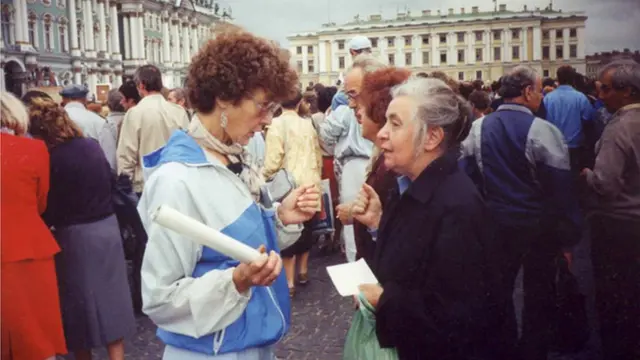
[461,65,581,360]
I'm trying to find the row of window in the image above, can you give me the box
[296,44,579,73]
[295,28,579,54]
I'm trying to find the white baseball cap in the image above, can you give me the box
[348,35,372,51]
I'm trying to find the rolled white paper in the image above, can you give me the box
[151,205,262,264]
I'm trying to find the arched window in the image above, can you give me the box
[58,17,68,53]
[27,11,37,48]
[43,14,54,52]
[1,5,15,46]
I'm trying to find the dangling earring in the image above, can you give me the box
[221,111,228,129]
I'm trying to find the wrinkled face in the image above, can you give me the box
[168,91,186,108]
[345,68,364,109]
[356,104,382,143]
[222,88,281,146]
[378,96,419,175]
[599,69,630,114]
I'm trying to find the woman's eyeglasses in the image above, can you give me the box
[249,95,281,116]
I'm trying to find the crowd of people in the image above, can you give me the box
[1,26,638,360]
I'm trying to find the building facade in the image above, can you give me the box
[288,4,587,85]
[0,0,225,98]
[586,49,640,78]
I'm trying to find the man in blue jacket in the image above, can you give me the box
[461,65,582,360]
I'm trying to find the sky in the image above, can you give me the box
[222,0,640,54]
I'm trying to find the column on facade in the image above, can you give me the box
[109,2,120,59]
[313,44,319,74]
[68,0,79,53]
[522,27,529,62]
[447,32,455,65]
[501,29,509,62]
[577,27,586,59]
[162,13,171,65]
[123,14,131,60]
[11,0,23,44]
[533,26,542,61]
[137,14,145,62]
[96,0,107,56]
[83,0,95,54]
[378,36,387,64]
[330,40,338,73]
[302,46,309,75]
[412,35,421,68]
[563,28,570,60]
[182,20,191,63]
[128,15,139,60]
[318,41,327,73]
[484,30,491,63]
[431,31,439,67]
[171,17,180,64]
[466,31,474,65]
[190,22,199,56]
[395,36,405,67]
[549,29,557,61]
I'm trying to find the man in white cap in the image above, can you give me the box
[347,35,372,58]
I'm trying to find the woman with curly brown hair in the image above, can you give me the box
[28,97,136,360]
[335,67,411,265]
[137,28,320,360]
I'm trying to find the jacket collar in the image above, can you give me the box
[64,102,87,110]
[398,149,460,205]
[497,103,534,115]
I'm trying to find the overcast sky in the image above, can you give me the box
[223,0,640,54]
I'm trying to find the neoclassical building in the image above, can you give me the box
[288,3,588,85]
[0,0,226,98]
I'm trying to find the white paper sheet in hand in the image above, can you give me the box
[326,258,379,296]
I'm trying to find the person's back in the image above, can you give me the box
[0,134,59,262]
[265,111,322,188]
[543,85,593,148]
[462,103,572,225]
[44,137,114,227]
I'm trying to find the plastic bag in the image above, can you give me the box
[343,293,399,360]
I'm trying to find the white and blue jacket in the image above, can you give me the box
[460,104,581,243]
[138,130,302,359]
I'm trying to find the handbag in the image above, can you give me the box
[266,117,296,202]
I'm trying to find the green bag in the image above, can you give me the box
[343,293,399,360]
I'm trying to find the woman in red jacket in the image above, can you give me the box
[0,92,67,360]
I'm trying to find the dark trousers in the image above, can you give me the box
[495,222,559,360]
[590,214,640,360]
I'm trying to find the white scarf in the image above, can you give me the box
[188,116,264,202]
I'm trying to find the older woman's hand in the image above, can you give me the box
[278,184,320,225]
[233,245,282,293]
[358,283,383,309]
[336,203,354,225]
[352,184,382,230]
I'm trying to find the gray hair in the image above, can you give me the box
[107,89,125,112]
[598,59,640,95]
[350,53,385,75]
[391,77,472,151]
[499,65,540,99]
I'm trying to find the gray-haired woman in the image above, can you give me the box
[352,77,506,359]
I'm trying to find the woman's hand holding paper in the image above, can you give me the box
[278,184,320,225]
[336,203,354,225]
[233,245,283,293]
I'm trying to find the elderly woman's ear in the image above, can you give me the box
[423,126,445,152]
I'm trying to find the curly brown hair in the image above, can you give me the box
[359,67,412,126]
[430,71,460,94]
[187,28,298,113]
[28,97,83,149]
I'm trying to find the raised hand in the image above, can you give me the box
[351,183,382,230]
[278,184,320,225]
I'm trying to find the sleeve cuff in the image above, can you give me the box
[367,228,378,241]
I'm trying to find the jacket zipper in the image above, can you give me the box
[266,287,287,342]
